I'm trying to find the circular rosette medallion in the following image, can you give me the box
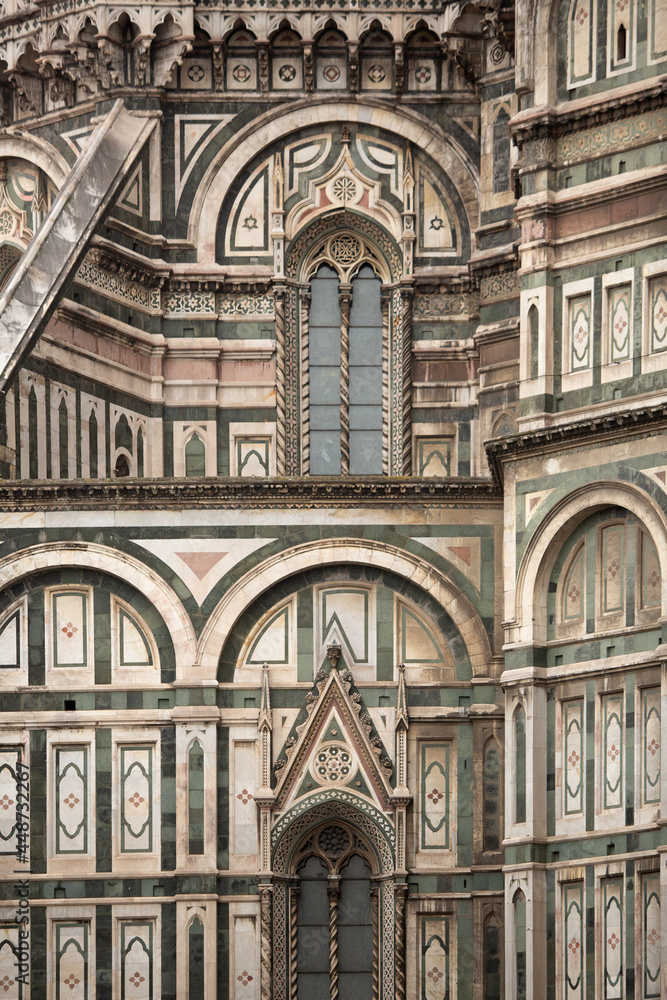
[311,742,355,785]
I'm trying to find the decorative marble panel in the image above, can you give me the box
[232,740,257,862]
[273,59,302,89]
[228,163,270,256]
[237,437,270,477]
[319,587,371,665]
[247,605,290,664]
[649,276,667,353]
[601,525,625,615]
[120,747,153,853]
[0,747,22,857]
[119,611,153,668]
[608,285,631,362]
[0,924,23,999]
[52,591,88,668]
[641,533,661,608]
[563,545,585,621]
[648,0,667,60]
[418,175,456,255]
[120,921,153,999]
[563,701,584,816]
[407,59,437,91]
[421,744,449,850]
[232,913,257,1000]
[642,687,660,806]
[603,879,623,1000]
[569,0,595,85]
[55,921,89,1000]
[417,438,451,477]
[602,695,624,811]
[0,608,20,668]
[399,603,443,664]
[55,747,88,854]
[218,292,274,318]
[569,294,592,371]
[563,882,584,1000]
[642,874,660,998]
[420,916,449,1000]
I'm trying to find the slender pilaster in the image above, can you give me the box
[370,884,380,1000]
[339,286,351,475]
[381,290,390,475]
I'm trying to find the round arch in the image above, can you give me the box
[190,98,480,260]
[196,537,493,676]
[0,134,69,188]
[510,480,667,646]
[0,541,197,673]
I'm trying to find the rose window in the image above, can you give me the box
[330,234,361,265]
[313,743,353,783]
[332,177,357,202]
[318,824,350,856]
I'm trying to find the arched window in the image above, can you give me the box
[514,889,526,999]
[316,29,348,89]
[484,914,502,1000]
[115,414,132,453]
[528,303,539,379]
[307,259,384,475]
[58,397,69,479]
[88,410,98,479]
[492,108,511,193]
[483,739,501,851]
[514,706,526,824]
[136,427,145,476]
[28,385,38,479]
[185,433,206,477]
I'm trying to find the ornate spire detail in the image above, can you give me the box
[258,663,272,732]
[396,663,409,731]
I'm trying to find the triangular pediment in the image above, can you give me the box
[273,652,394,812]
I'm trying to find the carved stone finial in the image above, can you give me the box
[327,643,341,668]
[341,125,350,145]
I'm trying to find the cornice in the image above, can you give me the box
[510,77,667,146]
[485,401,667,484]
[0,476,501,510]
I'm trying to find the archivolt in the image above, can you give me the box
[0,541,197,671]
[190,98,480,261]
[197,536,492,677]
[0,134,69,188]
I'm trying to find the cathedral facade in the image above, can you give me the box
[0,0,665,996]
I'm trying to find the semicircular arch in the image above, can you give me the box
[190,98,479,262]
[512,480,667,645]
[196,537,492,678]
[0,135,69,189]
[0,541,197,673]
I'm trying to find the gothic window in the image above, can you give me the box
[483,738,501,852]
[271,28,303,90]
[88,410,98,478]
[58,397,68,478]
[28,384,38,479]
[189,917,205,1000]
[294,823,375,1000]
[188,741,204,855]
[137,426,145,476]
[514,889,526,1000]
[315,29,348,90]
[484,913,502,1000]
[492,107,511,193]
[528,303,539,379]
[360,28,393,92]
[307,257,384,475]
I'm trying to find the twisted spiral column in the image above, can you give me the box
[400,287,413,476]
[339,287,351,476]
[380,291,390,476]
[259,884,273,1000]
[299,290,311,475]
[274,285,287,476]
[289,884,299,1000]
[328,878,341,1000]
[370,884,380,1000]
[394,883,408,1000]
